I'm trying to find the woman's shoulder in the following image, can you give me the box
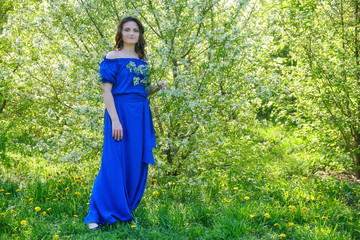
[105,51,123,59]
[103,51,148,64]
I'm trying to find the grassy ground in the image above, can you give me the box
[1,126,359,239]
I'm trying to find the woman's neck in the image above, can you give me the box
[120,44,136,54]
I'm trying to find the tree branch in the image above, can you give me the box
[77,0,105,39]
[0,7,11,22]
[0,99,6,114]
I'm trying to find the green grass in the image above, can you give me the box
[1,126,359,239]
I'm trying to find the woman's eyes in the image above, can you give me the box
[124,28,139,32]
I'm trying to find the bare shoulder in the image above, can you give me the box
[105,50,147,62]
[106,51,123,59]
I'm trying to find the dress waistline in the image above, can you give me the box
[113,93,147,103]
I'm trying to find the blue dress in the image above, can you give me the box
[84,56,156,225]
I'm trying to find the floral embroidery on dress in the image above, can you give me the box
[126,61,151,90]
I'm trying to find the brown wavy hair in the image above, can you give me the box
[114,16,147,61]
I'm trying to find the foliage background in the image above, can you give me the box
[1,0,360,239]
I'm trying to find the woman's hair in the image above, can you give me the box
[114,16,147,61]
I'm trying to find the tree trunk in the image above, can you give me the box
[355,0,360,179]
[355,152,360,179]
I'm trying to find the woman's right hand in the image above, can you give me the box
[112,120,123,141]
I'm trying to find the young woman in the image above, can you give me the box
[84,16,167,230]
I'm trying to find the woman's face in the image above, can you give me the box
[122,21,140,45]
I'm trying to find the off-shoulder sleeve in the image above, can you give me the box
[99,60,117,85]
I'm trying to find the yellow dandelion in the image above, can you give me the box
[152,179,157,182]
[326,187,329,190]
[242,176,246,178]
[47,208,51,211]
[233,187,239,190]
[284,192,288,196]
[161,189,166,192]
[150,184,153,187]
[70,176,74,179]
[73,215,78,217]
[288,206,296,212]
[321,229,326,233]
[280,234,286,237]
[274,223,279,226]
[264,213,270,218]
[322,216,327,219]
[42,212,46,216]
[315,215,320,218]
[249,215,254,218]
[29,198,33,201]
[200,200,205,202]
[53,199,57,201]
[302,177,307,180]
[57,180,62,183]
[321,201,325,205]
[244,196,250,200]
[318,192,322,194]
[288,222,294,227]
[222,183,227,187]
[35,207,41,212]
[54,235,59,240]
[5,193,10,195]
[46,198,49,200]
[152,191,159,197]
[20,220,27,225]
[0,189,4,192]
[75,180,80,183]
[1,213,5,216]
[61,197,65,200]
[75,192,81,195]
[131,225,136,228]
[65,187,70,191]
[224,199,230,203]
[16,189,21,192]
[10,209,14,214]
[87,202,90,205]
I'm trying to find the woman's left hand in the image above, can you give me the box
[157,81,168,90]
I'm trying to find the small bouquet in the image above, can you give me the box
[126,61,151,90]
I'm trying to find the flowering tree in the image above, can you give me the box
[259,0,360,179]
[1,0,260,176]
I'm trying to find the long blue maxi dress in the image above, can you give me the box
[84,56,156,225]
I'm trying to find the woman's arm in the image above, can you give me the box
[147,81,168,97]
[102,83,123,141]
